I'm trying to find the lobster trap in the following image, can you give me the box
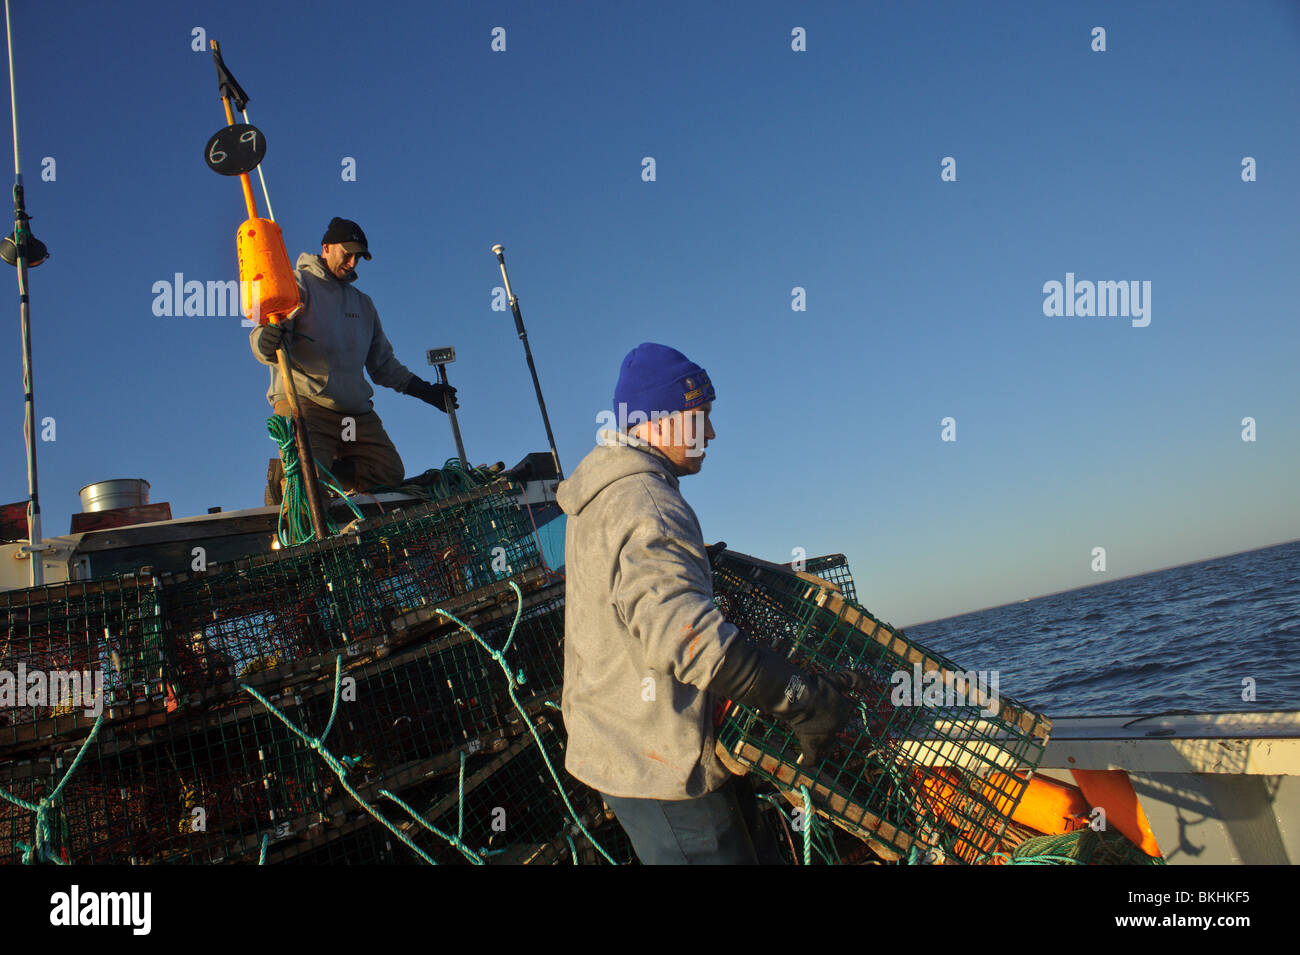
[0,696,328,865]
[712,551,1053,864]
[793,554,860,603]
[0,575,167,749]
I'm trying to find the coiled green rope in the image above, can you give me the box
[269,411,501,548]
[266,415,362,547]
[374,458,504,503]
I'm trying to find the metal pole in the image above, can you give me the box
[5,0,41,585]
[491,244,563,480]
[435,364,470,470]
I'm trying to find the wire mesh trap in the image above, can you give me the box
[712,550,1053,864]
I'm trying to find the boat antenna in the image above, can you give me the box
[3,0,50,586]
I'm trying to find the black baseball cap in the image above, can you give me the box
[321,217,371,260]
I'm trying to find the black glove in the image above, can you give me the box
[255,323,284,361]
[710,638,869,766]
[404,377,459,412]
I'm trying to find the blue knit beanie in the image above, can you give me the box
[613,343,715,420]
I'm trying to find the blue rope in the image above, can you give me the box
[0,714,104,865]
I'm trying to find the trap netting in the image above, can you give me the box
[161,482,546,709]
[0,479,609,864]
[0,566,614,865]
[712,550,1052,864]
[360,711,614,866]
[0,700,328,864]
[0,576,166,750]
[795,554,859,603]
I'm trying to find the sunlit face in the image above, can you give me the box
[650,403,714,475]
[321,243,362,279]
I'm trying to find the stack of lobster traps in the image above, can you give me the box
[0,482,632,865]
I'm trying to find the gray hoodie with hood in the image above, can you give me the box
[249,253,415,414]
[557,431,739,800]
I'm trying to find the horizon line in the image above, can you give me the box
[899,535,1300,630]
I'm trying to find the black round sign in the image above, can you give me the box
[204,123,266,176]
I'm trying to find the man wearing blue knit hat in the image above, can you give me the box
[557,343,866,864]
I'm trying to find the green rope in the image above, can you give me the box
[799,785,814,866]
[566,833,579,865]
[267,415,363,547]
[380,785,483,865]
[434,582,618,865]
[258,833,268,865]
[380,750,510,865]
[0,714,104,864]
[373,458,503,503]
[1005,829,1166,866]
[239,657,439,865]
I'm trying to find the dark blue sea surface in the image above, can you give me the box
[903,539,1300,718]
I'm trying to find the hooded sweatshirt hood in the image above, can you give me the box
[298,252,357,284]
[555,431,678,518]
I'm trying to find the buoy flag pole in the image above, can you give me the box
[207,40,329,540]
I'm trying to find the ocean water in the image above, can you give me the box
[903,539,1300,718]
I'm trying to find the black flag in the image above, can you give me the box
[210,41,249,112]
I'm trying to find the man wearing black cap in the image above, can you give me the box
[557,342,867,864]
[251,217,458,503]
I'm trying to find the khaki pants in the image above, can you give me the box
[273,400,405,492]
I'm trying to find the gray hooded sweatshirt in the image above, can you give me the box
[248,253,415,414]
[557,431,739,800]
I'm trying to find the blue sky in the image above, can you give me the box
[2,0,1296,625]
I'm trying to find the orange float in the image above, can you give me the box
[236,217,300,323]
[1071,768,1162,858]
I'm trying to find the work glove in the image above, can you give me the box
[404,377,459,412]
[710,638,870,766]
[255,322,284,361]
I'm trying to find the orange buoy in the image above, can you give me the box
[1071,768,1162,857]
[1009,773,1091,836]
[236,217,300,323]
